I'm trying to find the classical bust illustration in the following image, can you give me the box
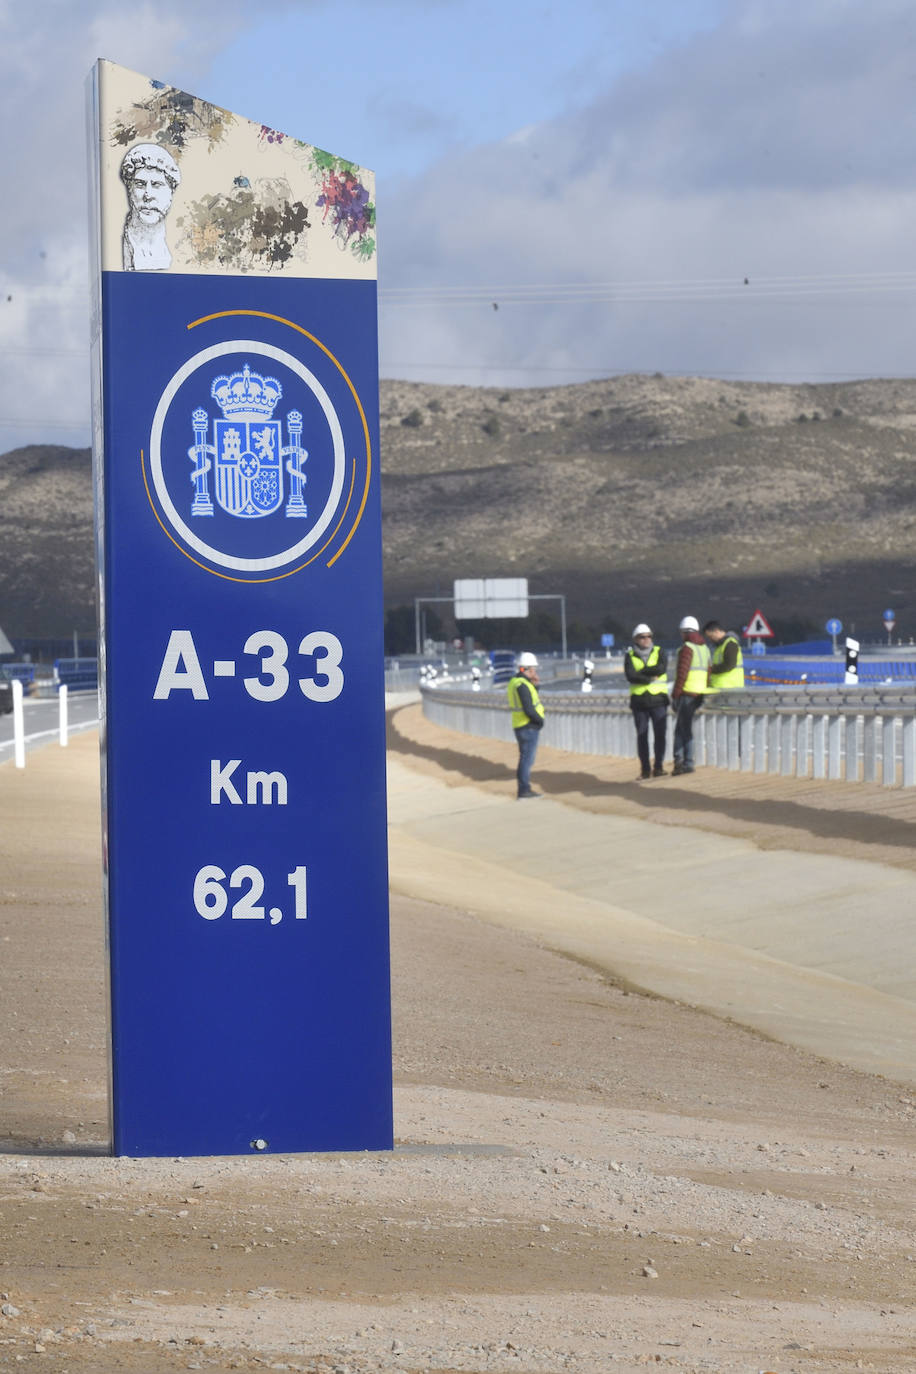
[119,143,181,271]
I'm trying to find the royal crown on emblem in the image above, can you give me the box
[210,363,282,419]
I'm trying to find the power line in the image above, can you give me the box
[380,268,916,309]
[381,282,916,308]
[382,268,916,295]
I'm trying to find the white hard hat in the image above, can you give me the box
[679,615,699,632]
[632,623,652,637]
[517,651,539,667]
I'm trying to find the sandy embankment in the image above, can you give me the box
[0,723,914,1373]
[387,703,916,1086]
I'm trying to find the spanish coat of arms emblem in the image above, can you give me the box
[187,363,307,519]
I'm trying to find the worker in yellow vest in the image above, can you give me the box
[506,652,546,799]
[624,623,669,779]
[671,615,710,775]
[703,620,745,689]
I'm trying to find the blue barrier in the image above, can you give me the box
[748,658,916,686]
[53,658,99,692]
[2,663,36,684]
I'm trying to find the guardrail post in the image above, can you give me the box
[812,715,827,779]
[863,717,878,783]
[844,715,860,782]
[715,714,728,770]
[753,715,768,773]
[827,715,842,780]
[694,713,707,766]
[883,716,897,787]
[740,715,754,771]
[903,716,916,788]
[727,714,741,770]
[780,714,795,776]
[795,714,810,777]
[767,715,780,774]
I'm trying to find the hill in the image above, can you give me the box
[0,444,94,640]
[380,373,916,646]
[1,374,915,645]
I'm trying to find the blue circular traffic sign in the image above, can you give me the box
[883,608,896,622]
[826,618,842,635]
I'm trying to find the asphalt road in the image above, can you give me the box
[0,689,100,762]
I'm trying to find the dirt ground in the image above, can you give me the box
[1,727,915,1373]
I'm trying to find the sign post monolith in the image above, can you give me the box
[88,62,391,1156]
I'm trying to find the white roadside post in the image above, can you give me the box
[12,678,25,769]
[59,684,69,747]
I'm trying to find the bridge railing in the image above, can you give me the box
[419,683,916,788]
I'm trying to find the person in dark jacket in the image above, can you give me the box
[671,615,711,775]
[506,652,545,798]
[624,623,669,779]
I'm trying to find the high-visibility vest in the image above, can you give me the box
[507,674,545,729]
[711,633,745,689]
[627,645,668,697]
[683,640,711,694]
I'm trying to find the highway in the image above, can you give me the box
[0,690,100,763]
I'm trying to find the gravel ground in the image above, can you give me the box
[0,732,915,1373]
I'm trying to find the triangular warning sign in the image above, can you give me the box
[744,608,774,638]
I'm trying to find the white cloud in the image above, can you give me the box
[378,0,916,386]
[4,0,916,449]
[0,0,290,451]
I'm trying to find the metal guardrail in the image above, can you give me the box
[420,683,916,789]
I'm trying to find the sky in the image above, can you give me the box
[3,0,916,452]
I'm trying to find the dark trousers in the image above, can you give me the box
[631,701,667,770]
[673,694,703,766]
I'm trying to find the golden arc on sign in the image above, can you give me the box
[187,309,372,569]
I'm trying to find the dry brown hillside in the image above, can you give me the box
[2,374,915,643]
[380,374,916,643]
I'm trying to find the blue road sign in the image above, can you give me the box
[600,633,615,647]
[826,618,842,636]
[883,608,896,622]
[90,64,391,1157]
